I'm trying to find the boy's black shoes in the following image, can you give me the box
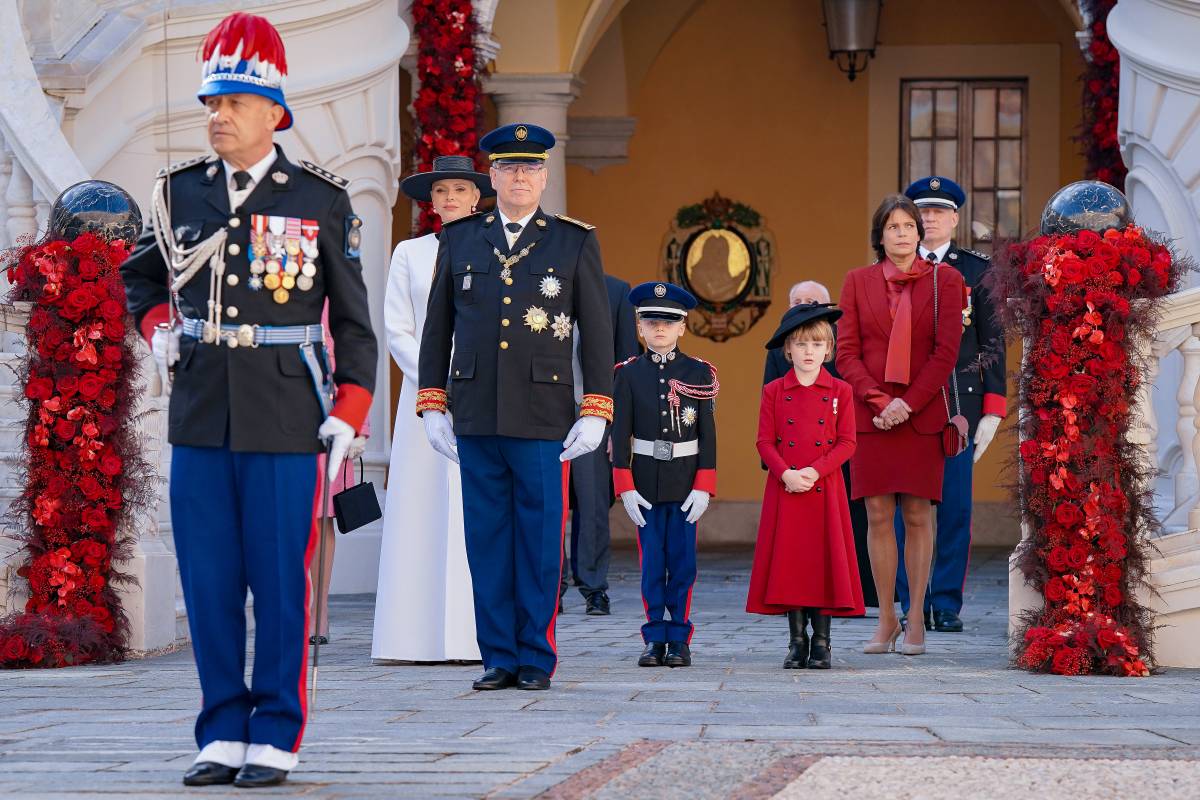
[585,591,611,616]
[665,641,691,667]
[638,642,666,666]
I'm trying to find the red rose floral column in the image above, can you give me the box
[0,233,153,668]
[993,199,1191,676]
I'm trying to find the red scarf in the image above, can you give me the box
[882,257,933,385]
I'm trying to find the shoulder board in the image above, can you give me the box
[156,154,214,179]
[443,211,483,228]
[614,355,638,371]
[300,160,350,189]
[693,355,719,383]
[960,247,990,261]
[555,213,595,231]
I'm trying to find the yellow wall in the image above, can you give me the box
[564,0,1085,502]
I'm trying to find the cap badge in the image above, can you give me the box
[654,284,667,298]
[515,125,528,141]
[929,177,941,190]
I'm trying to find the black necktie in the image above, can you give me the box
[505,222,522,234]
[926,251,939,264]
[232,170,252,191]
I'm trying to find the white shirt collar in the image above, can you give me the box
[920,241,953,262]
[223,148,278,203]
[498,207,537,231]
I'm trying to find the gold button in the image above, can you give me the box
[228,243,241,256]
[228,217,241,228]
[505,278,513,286]
[501,319,510,327]
[503,297,512,305]
[548,267,555,273]
[226,306,239,318]
[226,274,239,286]
[500,341,509,350]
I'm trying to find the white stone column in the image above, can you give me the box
[484,73,583,216]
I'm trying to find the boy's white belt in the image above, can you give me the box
[632,438,698,461]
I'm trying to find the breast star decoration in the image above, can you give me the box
[539,275,563,299]
[680,406,698,427]
[551,312,573,341]
[524,305,550,333]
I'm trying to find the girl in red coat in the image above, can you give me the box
[747,304,863,669]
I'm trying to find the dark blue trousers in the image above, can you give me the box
[457,435,567,676]
[170,444,318,753]
[896,439,974,615]
[637,502,697,644]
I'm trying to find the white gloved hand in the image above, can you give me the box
[422,410,459,464]
[973,414,1002,463]
[346,435,368,462]
[620,490,652,527]
[560,415,606,462]
[150,326,180,397]
[318,415,356,481]
[681,489,711,524]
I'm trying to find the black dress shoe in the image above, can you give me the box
[638,642,666,667]
[234,763,288,788]
[585,591,611,616]
[472,667,517,690]
[664,641,691,667]
[308,634,328,645]
[183,761,238,786]
[933,609,964,632]
[516,666,551,690]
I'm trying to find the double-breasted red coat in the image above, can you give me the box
[746,368,864,616]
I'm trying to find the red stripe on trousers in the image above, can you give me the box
[290,465,324,752]
[545,460,570,677]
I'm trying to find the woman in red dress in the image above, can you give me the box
[747,304,863,670]
[835,195,964,656]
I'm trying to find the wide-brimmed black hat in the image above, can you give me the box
[400,155,494,202]
[765,302,842,350]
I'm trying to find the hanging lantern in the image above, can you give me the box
[821,0,883,82]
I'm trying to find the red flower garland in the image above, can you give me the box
[0,233,153,668]
[411,0,484,236]
[1079,0,1125,189]
[993,224,1190,676]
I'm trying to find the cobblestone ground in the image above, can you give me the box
[1,549,1197,798]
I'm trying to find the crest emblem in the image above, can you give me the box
[539,275,563,299]
[680,406,698,427]
[929,177,942,190]
[515,125,528,141]
[551,312,573,341]
[523,306,549,333]
[654,284,667,298]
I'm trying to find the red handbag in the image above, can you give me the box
[932,263,969,458]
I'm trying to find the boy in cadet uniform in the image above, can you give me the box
[611,282,717,668]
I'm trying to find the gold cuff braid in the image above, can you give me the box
[580,393,614,423]
[416,388,448,416]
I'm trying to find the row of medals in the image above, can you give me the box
[249,230,317,305]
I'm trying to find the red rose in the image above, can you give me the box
[1060,258,1084,284]
[57,375,80,398]
[98,389,117,409]
[53,418,76,440]
[1077,230,1102,249]
[25,376,54,401]
[77,258,100,279]
[1101,564,1123,584]
[1044,577,1067,602]
[77,374,105,400]
[1065,374,1097,398]
[44,474,69,498]
[28,308,53,332]
[103,319,125,341]
[1104,585,1123,606]
[2,635,28,661]
[1097,628,1121,650]
[82,507,110,531]
[1051,647,1082,675]
[1067,544,1089,569]
[101,345,122,365]
[1048,546,1070,572]
[98,299,124,321]
[99,452,123,476]
[62,287,99,320]
[1054,503,1083,528]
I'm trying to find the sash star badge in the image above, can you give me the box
[524,306,550,333]
[681,406,698,427]
[551,312,572,341]
[539,275,562,299]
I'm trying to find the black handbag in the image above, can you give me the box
[332,458,382,533]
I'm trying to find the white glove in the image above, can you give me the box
[347,435,368,461]
[560,415,606,462]
[973,414,1002,463]
[620,490,652,527]
[149,326,180,397]
[681,489,711,524]
[318,415,355,481]
[422,410,459,464]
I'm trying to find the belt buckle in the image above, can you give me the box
[236,324,256,348]
[653,439,674,461]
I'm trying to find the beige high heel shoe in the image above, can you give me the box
[862,623,902,654]
[899,627,926,656]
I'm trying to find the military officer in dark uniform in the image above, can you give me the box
[895,176,1007,633]
[120,13,376,789]
[612,282,717,669]
[417,123,614,692]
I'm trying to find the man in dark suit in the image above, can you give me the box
[561,275,639,615]
[120,13,375,788]
[895,176,1007,633]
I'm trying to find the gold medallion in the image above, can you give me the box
[264,273,282,290]
[285,240,301,257]
[273,287,290,304]
[523,305,550,333]
[282,274,296,290]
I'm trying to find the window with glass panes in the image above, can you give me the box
[900,80,1027,254]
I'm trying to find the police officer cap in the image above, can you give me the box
[905,176,966,210]
[480,123,556,163]
[629,281,697,321]
[765,302,842,350]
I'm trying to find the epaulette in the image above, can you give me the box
[614,355,638,371]
[155,154,214,178]
[961,247,990,261]
[555,213,595,231]
[300,160,350,189]
[443,211,483,228]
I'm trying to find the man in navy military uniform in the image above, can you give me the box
[895,176,1007,633]
[417,123,614,692]
[612,282,717,669]
[121,13,375,788]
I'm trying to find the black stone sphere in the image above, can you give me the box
[1040,180,1132,236]
[49,180,143,247]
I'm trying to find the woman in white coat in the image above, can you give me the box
[372,155,493,661]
